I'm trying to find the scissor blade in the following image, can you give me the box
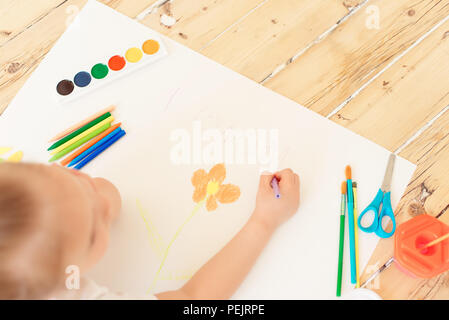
[381,153,395,192]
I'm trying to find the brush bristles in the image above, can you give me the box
[345,165,352,180]
[341,181,347,194]
[353,181,357,188]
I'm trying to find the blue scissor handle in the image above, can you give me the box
[375,191,396,238]
[358,188,383,233]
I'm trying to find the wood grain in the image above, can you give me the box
[0,0,63,47]
[330,19,449,152]
[139,0,267,51]
[201,0,362,83]
[263,0,449,116]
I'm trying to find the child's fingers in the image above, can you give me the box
[276,168,296,186]
[259,172,275,191]
[294,173,300,185]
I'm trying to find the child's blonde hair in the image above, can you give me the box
[0,164,65,299]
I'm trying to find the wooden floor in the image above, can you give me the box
[1,0,449,299]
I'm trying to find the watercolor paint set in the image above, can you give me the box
[54,35,167,102]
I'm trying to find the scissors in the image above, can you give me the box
[358,153,396,238]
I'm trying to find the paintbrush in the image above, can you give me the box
[337,181,347,297]
[346,165,357,284]
[353,181,360,288]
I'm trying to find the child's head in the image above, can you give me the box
[0,163,121,299]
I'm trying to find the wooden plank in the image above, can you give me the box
[201,0,363,83]
[329,19,449,152]
[0,0,63,46]
[263,0,449,116]
[102,0,158,18]
[0,0,157,115]
[139,0,266,51]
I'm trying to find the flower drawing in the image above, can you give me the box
[148,163,240,291]
[191,163,240,211]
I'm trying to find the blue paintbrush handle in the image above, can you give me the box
[347,179,357,284]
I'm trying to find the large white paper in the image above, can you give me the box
[0,0,415,299]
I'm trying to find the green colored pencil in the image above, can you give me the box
[337,181,347,297]
[47,112,111,151]
[49,123,111,162]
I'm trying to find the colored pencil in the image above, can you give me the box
[337,181,346,297]
[68,127,122,167]
[346,165,357,284]
[49,123,111,162]
[74,129,126,170]
[50,116,114,155]
[271,177,281,198]
[353,181,360,288]
[60,123,122,166]
[48,112,112,151]
[422,233,449,249]
[48,105,116,142]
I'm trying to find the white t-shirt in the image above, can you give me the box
[50,278,158,300]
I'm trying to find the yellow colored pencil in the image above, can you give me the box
[50,116,114,155]
[353,182,360,288]
[48,105,116,142]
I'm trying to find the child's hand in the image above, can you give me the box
[252,169,300,232]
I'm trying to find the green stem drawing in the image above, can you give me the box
[148,200,205,293]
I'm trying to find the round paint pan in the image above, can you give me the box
[142,40,160,55]
[108,55,126,71]
[74,71,92,87]
[91,63,109,79]
[56,79,75,96]
[125,47,143,63]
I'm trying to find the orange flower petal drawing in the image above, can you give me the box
[193,183,207,203]
[207,163,226,185]
[206,195,218,211]
[191,163,240,210]
[216,184,240,204]
[192,169,207,188]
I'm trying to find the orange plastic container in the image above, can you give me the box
[394,214,449,278]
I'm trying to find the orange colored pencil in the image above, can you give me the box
[60,122,121,166]
[49,105,116,142]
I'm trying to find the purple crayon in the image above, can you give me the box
[271,177,281,199]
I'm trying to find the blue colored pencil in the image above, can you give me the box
[74,129,126,170]
[68,127,122,167]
